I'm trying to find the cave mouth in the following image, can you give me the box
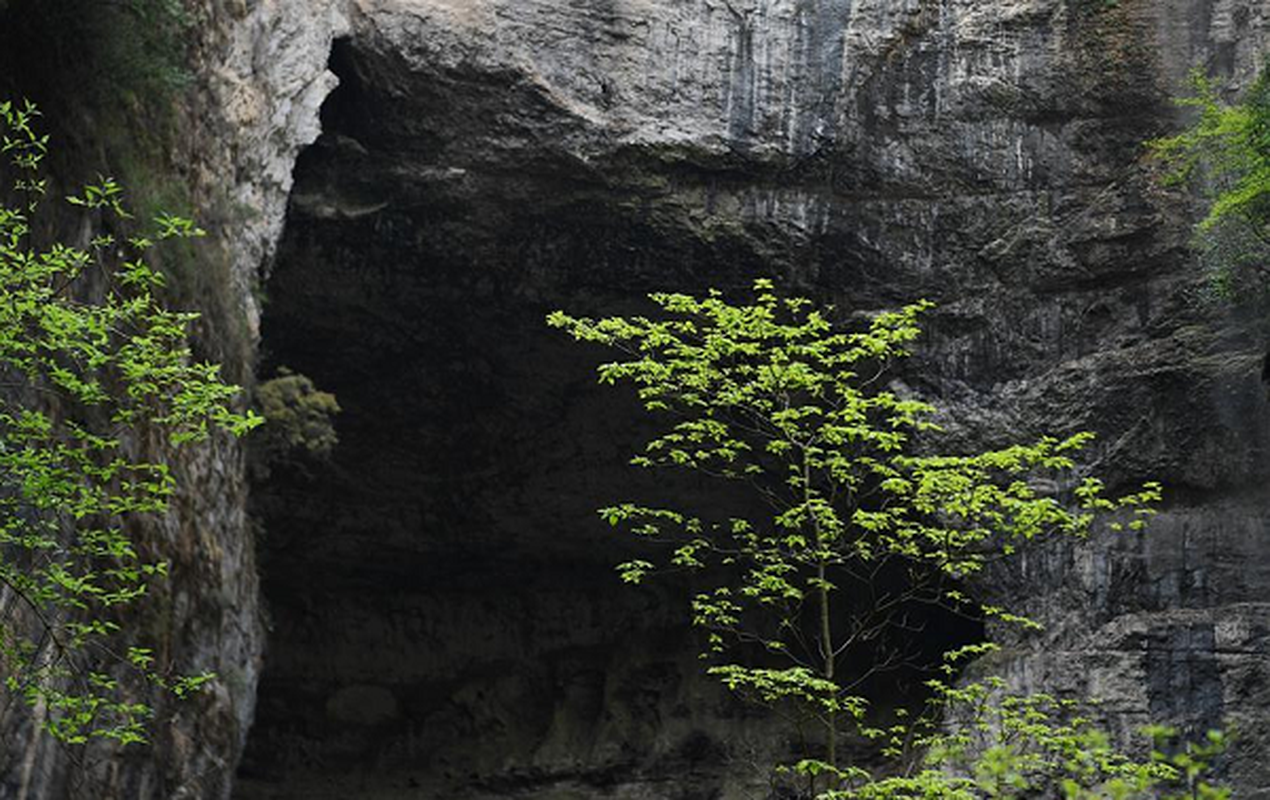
[235,37,983,799]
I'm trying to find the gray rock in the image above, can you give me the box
[234,0,1270,798]
[10,0,1270,797]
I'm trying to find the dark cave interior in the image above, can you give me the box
[236,37,983,799]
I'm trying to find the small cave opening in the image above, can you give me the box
[235,37,983,800]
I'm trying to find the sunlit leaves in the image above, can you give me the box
[550,281,1188,796]
[709,664,860,716]
[0,101,261,745]
[820,679,1228,800]
[1150,63,1270,233]
[1149,61,1270,298]
[552,283,1157,658]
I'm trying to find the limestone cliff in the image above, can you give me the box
[2,0,1269,798]
[0,1,346,797]
[240,1,1270,798]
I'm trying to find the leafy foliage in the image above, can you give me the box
[812,646,1229,799]
[547,281,1225,797]
[1150,62,1270,296]
[0,0,196,100]
[0,99,260,744]
[252,367,340,476]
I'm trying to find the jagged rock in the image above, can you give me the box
[4,0,1269,797]
[235,0,1270,798]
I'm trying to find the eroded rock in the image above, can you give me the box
[238,0,1270,797]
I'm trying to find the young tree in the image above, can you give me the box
[0,99,260,745]
[547,281,1224,797]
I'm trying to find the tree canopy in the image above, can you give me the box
[1151,60,1270,295]
[0,99,259,745]
[550,281,1225,798]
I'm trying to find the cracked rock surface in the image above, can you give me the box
[228,0,1270,798]
[10,0,1262,797]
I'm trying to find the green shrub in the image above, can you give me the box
[254,368,341,471]
[1151,61,1270,297]
[0,99,260,744]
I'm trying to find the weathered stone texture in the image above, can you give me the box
[10,0,1267,797]
[0,1,348,798]
[232,0,1270,798]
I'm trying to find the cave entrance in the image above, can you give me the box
[236,38,765,800]
[236,37,982,800]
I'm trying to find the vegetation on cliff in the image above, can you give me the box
[251,367,341,478]
[0,0,195,101]
[0,100,259,745]
[1151,60,1270,297]
[552,281,1225,798]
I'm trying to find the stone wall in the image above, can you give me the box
[2,0,1266,796]
[239,0,1270,798]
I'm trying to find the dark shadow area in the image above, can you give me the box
[236,36,983,800]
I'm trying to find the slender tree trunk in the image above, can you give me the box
[819,559,836,771]
[804,449,838,790]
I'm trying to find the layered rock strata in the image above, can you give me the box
[0,1,347,797]
[239,0,1269,798]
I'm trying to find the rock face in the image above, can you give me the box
[5,0,1267,797]
[235,0,1270,798]
[0,1,346,798]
